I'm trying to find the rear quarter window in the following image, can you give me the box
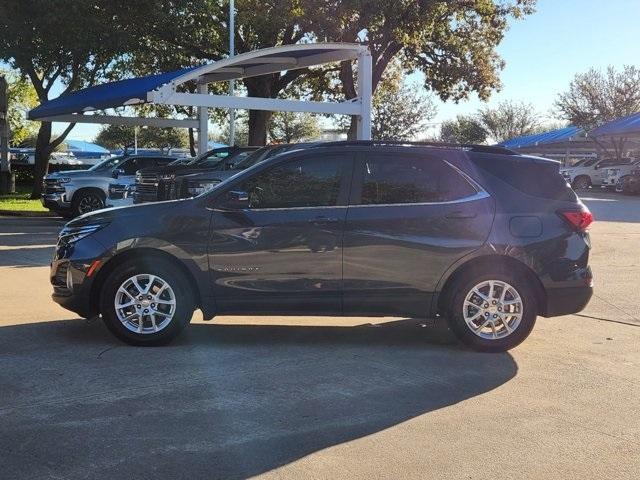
[471,154,576,201]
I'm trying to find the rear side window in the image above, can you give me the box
[358,155,477,205]
[472,154,575,201]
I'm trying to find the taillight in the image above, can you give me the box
[558,207,594,232]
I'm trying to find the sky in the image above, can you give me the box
[41,0,640,142]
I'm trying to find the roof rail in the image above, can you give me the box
[316,140,518,155]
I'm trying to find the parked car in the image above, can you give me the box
[51,141,593,352]
[618,166,640,194]
[133,146,256,203]
[603,159,640,192]
[42,155,177,217]
[560,158,634,189]
[106,177,137,209]
[164,143,321,200]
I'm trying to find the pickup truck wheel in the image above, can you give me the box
[100,258,195,346]
[446,271,537,353]
[72,190,105,216]
[571,176,591,190]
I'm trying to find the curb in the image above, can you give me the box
[0,210,60,218]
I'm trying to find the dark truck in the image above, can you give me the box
[133,146,256,203]
[164,143,320,200]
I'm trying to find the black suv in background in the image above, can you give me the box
[133,146,256,203]
[164,143,320,200]
[50,141,593,352]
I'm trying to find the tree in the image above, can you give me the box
[370,70,436,140]
[556,65,640,159]
[304,0,537,137]
[476,100,541,143]
[269,112,320,143]
[0,70,38,146]
[440,116,488,144]
[95,125,187,151]
[0,1,142,197]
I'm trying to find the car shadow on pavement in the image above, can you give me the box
[0,318,517,479]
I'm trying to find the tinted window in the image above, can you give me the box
[359,155,477,205]
[239,155,346,209]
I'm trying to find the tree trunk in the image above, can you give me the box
[30,122,53,199]
[188,128,196,156]
[347,117,358,140]
[248,110,272,146]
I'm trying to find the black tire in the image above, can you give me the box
[446,269,538,353]
[100,258,195,346]
[71,190,105,217]
[571,176,591,190]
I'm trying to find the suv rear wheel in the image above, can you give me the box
[446,270,537,352]
[100,258,195,346]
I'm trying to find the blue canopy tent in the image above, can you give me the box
[500,126,583,149]
[63,139,110,160]
[590,112,640,138]
[27,43,374,154]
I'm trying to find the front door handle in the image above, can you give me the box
[308,216,340,224]
[446,211,477,219]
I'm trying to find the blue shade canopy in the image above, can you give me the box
[500,126,583,149]
[590,112,640,137]
[28,68,196,120]
[64,139,109,154]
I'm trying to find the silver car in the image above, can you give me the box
[42,155,177,217]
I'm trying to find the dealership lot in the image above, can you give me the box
[0,192,639,479]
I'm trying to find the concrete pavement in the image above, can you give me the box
[0,193,638,479]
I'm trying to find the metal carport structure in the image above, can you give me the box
[28,43,373,152]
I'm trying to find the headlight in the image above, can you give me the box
[57,177,72,183]
[160,174,175,181]
[58,223,108,245]
[187,180,220,196]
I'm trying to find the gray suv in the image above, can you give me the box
[42,155,177,217]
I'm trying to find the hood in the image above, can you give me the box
[67,197,190,227]
[46,169,94,179]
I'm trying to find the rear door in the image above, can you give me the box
[343,150,494,317]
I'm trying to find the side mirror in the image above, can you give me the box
[220,190,249,210]
[112,168,125,179]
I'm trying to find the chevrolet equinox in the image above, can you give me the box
[51,141,593,352]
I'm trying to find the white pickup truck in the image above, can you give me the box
[603,159,640,192]
[560,158,635,190]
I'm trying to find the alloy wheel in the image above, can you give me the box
[78,194,104,214]
[114,274,176,334]
[462,280,523,340]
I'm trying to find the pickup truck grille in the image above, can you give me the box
[134,173,159,203]
[42,179,65,194]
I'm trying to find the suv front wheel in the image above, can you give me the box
[100,258,195,346]
[446,270,537,352]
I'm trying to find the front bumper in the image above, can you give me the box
[41,192,71,211]
[50,236,108,318]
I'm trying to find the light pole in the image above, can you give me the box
[228,0,236,146]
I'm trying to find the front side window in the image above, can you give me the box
[359,155,477,205]
[238,155,346,209]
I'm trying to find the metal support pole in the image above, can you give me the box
[134,126,138,154]
[228,0,236,146]
[356,50,372,140]
[197,83,209,154]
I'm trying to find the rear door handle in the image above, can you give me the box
[446,211,477,219]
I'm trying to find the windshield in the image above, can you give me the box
[89,156,126,171]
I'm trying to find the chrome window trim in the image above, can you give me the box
[347,190,490,208]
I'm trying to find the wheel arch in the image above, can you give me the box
[435,254,547,316]
[90,248,203,316]
[71,186,106,202]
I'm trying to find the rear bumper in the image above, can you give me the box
[542,285,593,317]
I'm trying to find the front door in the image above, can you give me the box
[343,151,495,317]
[208,152,354,314]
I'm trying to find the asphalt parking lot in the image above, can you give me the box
[1,191,639,479]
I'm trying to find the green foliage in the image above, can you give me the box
[1,70,38,145]
[95,125,187,150]
[440,116,488,144]
[476,100,541,144]
[269,112,320,143]
[555,65,640,131]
